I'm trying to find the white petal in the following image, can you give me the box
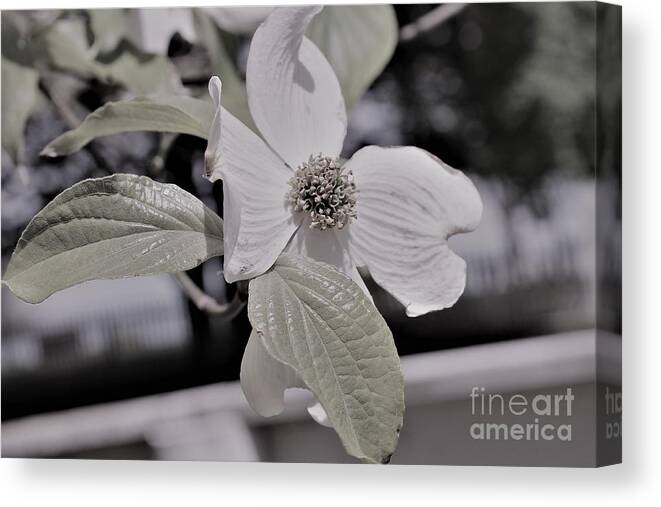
[345,146,483,317]
[240,330,302,417]
[307,401,332,427]
[204,77,299,283]
[286,227,370,298]
[241,331,335,428]
[204,76,223,176]
[246,6,347,169]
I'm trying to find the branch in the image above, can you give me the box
[400,3,467,42]
[175,272,245,318]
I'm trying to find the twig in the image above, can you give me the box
[400,3,467,42]
[41,84,81,129]
[175,272,245,318]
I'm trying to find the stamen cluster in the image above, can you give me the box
[288,154,357,230]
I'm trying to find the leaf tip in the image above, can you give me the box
[39,144,59,158]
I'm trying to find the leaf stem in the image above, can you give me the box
[399,3,467,42]
[175,272,245,318]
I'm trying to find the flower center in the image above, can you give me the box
[288,154,357,230]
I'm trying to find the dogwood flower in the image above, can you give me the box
[203,6,482,420]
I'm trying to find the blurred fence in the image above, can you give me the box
[1,330,621,465]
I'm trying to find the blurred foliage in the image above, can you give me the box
[1,57,39,162]
[1,8,182,170]
[2,10,182,94]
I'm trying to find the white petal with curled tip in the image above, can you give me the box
[204,76,223,176]
[307,401,332,427]
[204,77,298,283]
[240,330,303,417]
[241,330,337,426]
[246,6,347,169]
[285,227,370,299]
[345,146,483,317]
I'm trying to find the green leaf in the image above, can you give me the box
[307,5,398,110]
[249,254,404,464]
[193,9,243,98]
[3,174,223,304]
[41,96,213,157]
[1,57,39,162]
[193,9,256,131]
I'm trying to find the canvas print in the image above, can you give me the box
[1,2,621,466]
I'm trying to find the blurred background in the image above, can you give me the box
[1,3,621,464]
